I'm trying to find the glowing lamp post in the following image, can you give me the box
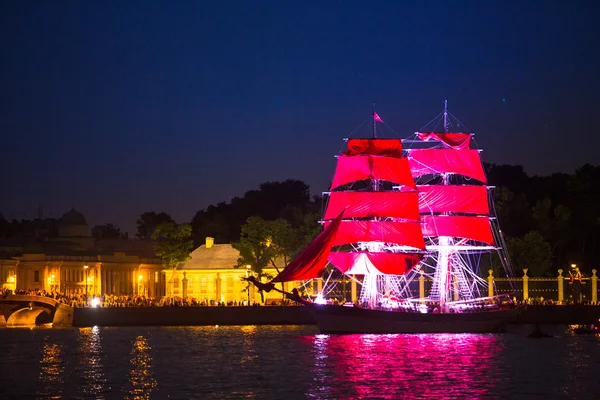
[84,265,89,302]
[246,264,251,306]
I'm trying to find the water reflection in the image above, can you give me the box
[77,326,107,399]
[37,340,64,399]
[239,325,259,370]
[126,335,157,400]
[559,336,594,397]
[306,333,502,399]
[2,326,599,399]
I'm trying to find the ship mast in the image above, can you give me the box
[372,103,377,138]
[443,98,449,133]
[438,98,452,311]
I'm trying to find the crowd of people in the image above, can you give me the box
[1,287,594,307]
[0,287,274,308]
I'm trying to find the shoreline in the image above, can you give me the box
[72,305,316,327]
[67,304,600,328]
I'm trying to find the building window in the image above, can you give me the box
[200,277,208,296]
[174,278,180,288]
[226,276,234,294]
[34,270,40,282]
[154,271,159,283]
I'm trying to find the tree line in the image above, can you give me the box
[2,166,599,277]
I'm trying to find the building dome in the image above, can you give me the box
[60,208,87,226]
[58,208,90,238]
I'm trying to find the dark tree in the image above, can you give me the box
[136,212,174,239]
[191,179,314,244]
[92,223,123,239]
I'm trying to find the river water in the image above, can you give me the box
[0,325,597,399]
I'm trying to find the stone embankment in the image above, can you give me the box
[69,304,600,327]
[73,305,315,327]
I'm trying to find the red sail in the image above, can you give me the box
[418,185,490,215]
[408,149,487,183]
[346,138,403,157]
[421,215,495,245]
[330,155,416,190]
[328,251,423,275]
[324,220,425,249]
[271,210,344,283]
[417,132,472,150]
[324,192,420,221]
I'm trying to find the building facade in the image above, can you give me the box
[0,209,165,298]
[0,210,302,304]
[165,237,296,305]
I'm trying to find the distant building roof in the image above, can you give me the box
[178,244,240,270]
[178,243,286,271]
[59,208,87,226]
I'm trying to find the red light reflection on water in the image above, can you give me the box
[302,333,503,399]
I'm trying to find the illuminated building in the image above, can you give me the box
[166,237,290,304]
[0,209,165,297]
[0,209,299,304]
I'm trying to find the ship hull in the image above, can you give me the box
[304,303,521,334]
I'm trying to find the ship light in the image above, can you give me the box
[315,293,327,305]
[90,297,101,308]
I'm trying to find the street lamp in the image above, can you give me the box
[84,265,89,303]
[246,264,251,306]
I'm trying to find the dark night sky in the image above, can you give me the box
[1,0,599,236]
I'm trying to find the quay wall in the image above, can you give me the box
[514,305,600,325]
[73,306,316,327]
[71,305,600,327]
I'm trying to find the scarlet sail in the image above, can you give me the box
[330,155,416,190]
[417,132,472,150]
[421,215,495,246]
[324,191,420,221]
[328,251,423,275]
[408,149,487,183]
[325,220,425,249]
[346,138,403,157]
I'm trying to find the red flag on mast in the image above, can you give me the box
[374,112,383,123]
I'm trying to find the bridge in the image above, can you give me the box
[0,295,74,328]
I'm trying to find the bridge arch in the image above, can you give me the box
[0,295,74,327]
[6,307,52,327]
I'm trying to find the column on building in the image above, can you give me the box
[591,269,598,304]
[55,262,62,294]
[522,268,529,301]
[215,273,221,303]
[557,269,564,303]
[43,264,48,292]
[106,269,111,295]
[182,271,188,298]
[104,268,109,295]
[95,263,102,297]
[419,271,425,300]
[488,270,494,298]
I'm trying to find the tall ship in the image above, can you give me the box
[250,102,521,333]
